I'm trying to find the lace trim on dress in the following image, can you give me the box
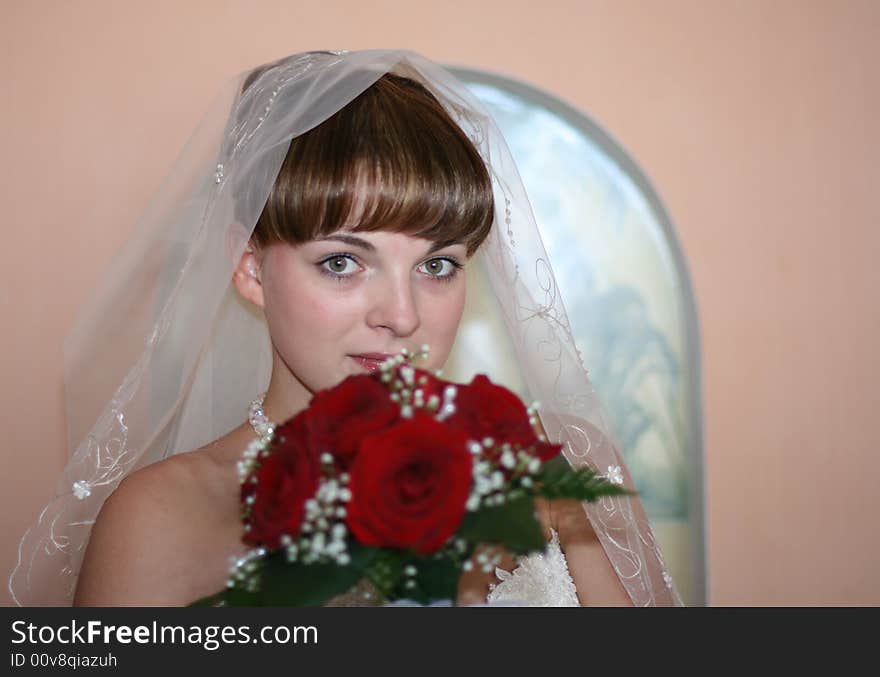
[486,528,580,606]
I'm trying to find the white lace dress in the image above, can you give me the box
[486,529,580,606]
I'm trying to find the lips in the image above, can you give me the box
[350,353,397,373]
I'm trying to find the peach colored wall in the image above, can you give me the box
[2,1,877,606]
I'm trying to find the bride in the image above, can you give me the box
[10,50,681,607]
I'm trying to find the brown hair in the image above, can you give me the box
[247,73,494,257]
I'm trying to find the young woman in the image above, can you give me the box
[11,50,680,607]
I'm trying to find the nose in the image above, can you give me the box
[365,271,421,337]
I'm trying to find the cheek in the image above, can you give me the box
[423,285,466,356]
[265,274,358,346]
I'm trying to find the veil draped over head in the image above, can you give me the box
[10,49,682,607]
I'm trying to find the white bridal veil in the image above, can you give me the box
[10,49,682,607]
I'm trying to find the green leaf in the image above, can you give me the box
[403,556,460,604]
[364,549,408,598]
[225,585,264,607]
[538,455,573,485]
[193,541,379,607]
[257,556,365,606]
[458,496,546,555]
[536,457,634,501]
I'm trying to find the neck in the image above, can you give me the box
[259,350,314,427]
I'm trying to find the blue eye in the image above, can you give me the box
[419,257,463,282]
[318,254,361,280]
[317,253,463,283]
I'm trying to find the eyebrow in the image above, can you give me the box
[318,234,462,255]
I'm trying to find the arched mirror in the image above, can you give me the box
[449,67,707,606]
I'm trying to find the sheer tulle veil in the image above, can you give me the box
[9,49,682,606]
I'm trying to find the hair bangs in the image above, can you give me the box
[252,74,494,256]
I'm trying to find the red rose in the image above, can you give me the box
[446,374,538,447]
[407,366,447,402]
[305,374,400,469]
[244,414,323,549]
[345,414,473,555]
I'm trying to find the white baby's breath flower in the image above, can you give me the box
[607,465,624,485]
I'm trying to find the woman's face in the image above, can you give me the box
[257,229,468,396]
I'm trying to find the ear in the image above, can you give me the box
[231,240,265,309]
[225,222,251,266]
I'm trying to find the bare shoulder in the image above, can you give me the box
[74,437,247,607]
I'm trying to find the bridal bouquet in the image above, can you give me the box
[194,351,629,607]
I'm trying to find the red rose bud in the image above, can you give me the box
[531,440,564,462]
[244,415,323,549]
[346,414,473,555]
